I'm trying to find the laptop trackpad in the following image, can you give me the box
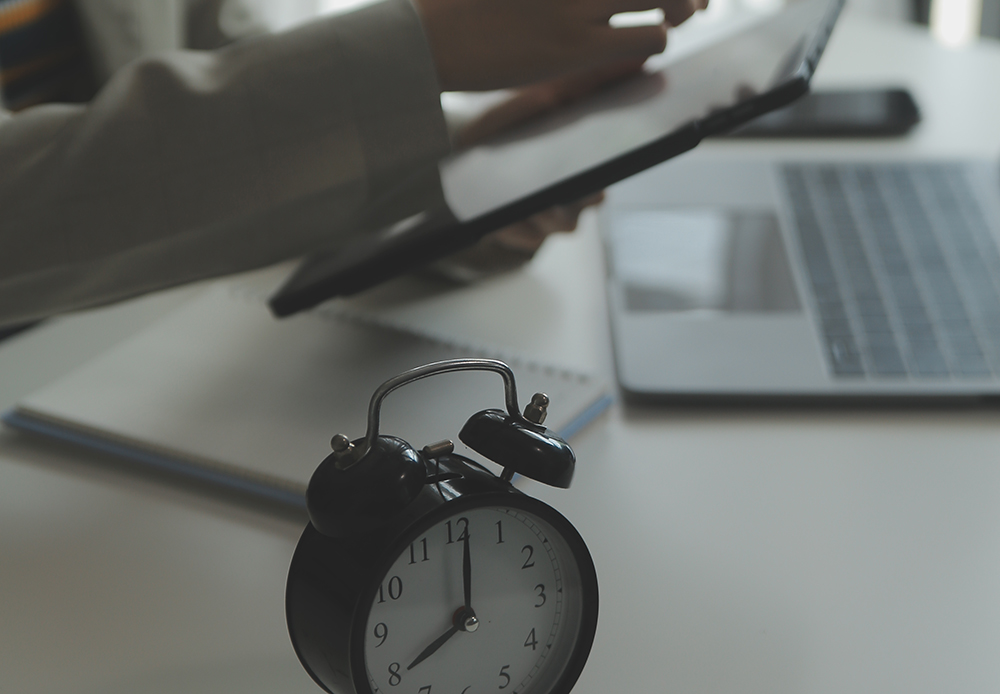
[607,209,801,314]
[606,208,833,394]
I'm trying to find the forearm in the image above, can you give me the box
[0,0,450,326]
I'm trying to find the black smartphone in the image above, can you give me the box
[726,87,920,137]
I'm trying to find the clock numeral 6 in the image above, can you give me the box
[498,664,511,689]
[378,576,403,603]
[373,622,388,647]
[387,662,402,686]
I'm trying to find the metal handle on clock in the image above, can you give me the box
[335,358,526,469]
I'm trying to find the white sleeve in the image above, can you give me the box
[0,0,450,326]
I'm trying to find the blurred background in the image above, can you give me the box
[316,0,999,45]
[1,0,995,115]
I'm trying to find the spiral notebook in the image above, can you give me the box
[2,279,610,517]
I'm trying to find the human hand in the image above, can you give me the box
[428,192,605,283]
[429,63,633,282]
[414,0,708,92]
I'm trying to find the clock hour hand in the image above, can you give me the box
[407,623,459,670]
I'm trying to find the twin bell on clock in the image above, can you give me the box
[285,358,599,694]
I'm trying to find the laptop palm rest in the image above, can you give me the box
[603,158,830,396]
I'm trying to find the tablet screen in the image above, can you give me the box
[441,0,838,221]
[269,0,843,316]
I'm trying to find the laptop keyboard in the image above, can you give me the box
[781,162,1000,378]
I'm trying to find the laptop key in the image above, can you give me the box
[783,162,999,380]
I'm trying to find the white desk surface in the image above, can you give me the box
[3,14,1000,694]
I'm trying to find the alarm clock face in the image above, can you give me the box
[359,497,597,694]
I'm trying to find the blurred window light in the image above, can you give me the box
[930,0,983,46]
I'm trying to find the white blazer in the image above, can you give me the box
[0,0,450,325]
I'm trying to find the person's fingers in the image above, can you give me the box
[509,191,607,243]
[597,24,668,62]
[591,0,670,17]
[427,190,607,282]
[578,190,608,208]
[660,0,700,26]
[492,222,550,254]
[593,0,705,24]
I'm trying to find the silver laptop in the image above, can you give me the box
[602,153,1000,400]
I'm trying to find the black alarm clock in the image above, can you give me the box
[286,358,599,694]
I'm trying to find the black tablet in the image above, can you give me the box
[270,0,845,317]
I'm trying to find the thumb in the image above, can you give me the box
[596,24,668,63]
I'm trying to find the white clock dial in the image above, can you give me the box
[364,506,585,694]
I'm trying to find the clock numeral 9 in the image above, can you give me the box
[388,662,402,686]
[521,545,535,569]
[378,576,403,603]
[373,622,388,648]
[446,517,469,544]
[498,664,511,689]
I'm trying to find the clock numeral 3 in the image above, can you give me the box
[534,584,546,608]
[388,662,402,686]
[498,665,511,689]
[378,576,403,603]
[521,545,535,569]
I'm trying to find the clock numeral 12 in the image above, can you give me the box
[446,517,469,544]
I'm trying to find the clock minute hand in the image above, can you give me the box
[463,531,472,611]
[407,624,459,671]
